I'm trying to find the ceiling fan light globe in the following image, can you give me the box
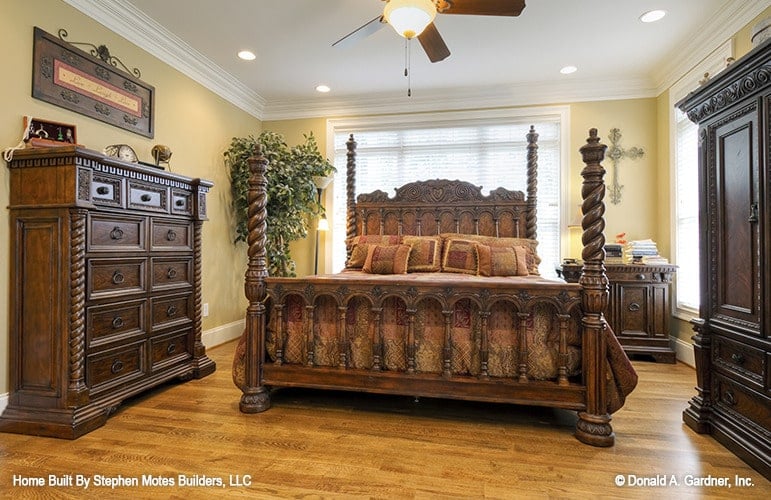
[384,0,436,39]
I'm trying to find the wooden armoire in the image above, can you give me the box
[677,39,770,479]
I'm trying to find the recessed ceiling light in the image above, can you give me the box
[560,65,577,75]
[237,50,256,61]
[640,10,666,23]
[315,85,331,93]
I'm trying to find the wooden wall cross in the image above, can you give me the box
[606,128,645,204]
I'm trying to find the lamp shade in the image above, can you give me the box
[317,217,329,232]
[384,0,436,39]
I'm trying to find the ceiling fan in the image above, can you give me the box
[333,0,527,63]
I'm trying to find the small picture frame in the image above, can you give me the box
[24,117,79,147]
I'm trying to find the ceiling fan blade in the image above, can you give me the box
[332,15,386,48]
[418,23,451,63]
[439,0,526,16]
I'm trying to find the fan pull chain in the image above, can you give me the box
[404,38,412,97]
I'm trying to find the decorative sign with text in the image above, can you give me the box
[32,27,154,138]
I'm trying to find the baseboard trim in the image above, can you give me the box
[673,336,695,368]
[202,319,244,349]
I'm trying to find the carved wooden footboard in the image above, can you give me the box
[234,128,635,446]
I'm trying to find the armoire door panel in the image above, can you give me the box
[713,110,761,332]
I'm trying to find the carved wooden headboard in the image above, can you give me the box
[343,126,539,248]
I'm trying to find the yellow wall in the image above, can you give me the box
[0,0,261,396]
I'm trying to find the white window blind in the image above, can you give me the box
[330,118,562,277]
[674,108,700,311]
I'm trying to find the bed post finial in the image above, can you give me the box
[525,125,538,240]
[239,143,271,413]
[346,135,358,263]
[575,128,612,446]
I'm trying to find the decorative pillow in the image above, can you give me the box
[347,235,401,268]
[442,239,479,275]
[362,244,411,274]
[402,235,442,272]
[440,233,541,275]
[477,244,529,277]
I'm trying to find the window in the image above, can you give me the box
[669,40,732,317]
[327,108,569,277]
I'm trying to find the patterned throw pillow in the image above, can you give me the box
[442,239,479,275]
[440,233,541,275]
[477,244,529,276]
[402,235,442,272]
[347,235,401,268]
[362,244,411,274]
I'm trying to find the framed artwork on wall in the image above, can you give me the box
[31,27,155,138]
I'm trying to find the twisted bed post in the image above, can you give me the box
[575,128,612,446]
[239,145,271,413]
[345,134,357,263]
[525,125,538,240]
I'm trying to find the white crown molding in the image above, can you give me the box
[653,0,769,95]
[263,77,657,121]
[63,0,266,119]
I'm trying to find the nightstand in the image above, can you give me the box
[558,262,677,363]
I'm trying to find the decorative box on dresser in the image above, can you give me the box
[677,39,770,479]
[1,145,216,439]
[559,262,677,363]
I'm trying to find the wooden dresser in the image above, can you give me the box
[559,262,677,363]
[1,146,216,439]
[677,40,770,479]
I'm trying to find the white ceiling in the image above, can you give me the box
[67,0,768,120]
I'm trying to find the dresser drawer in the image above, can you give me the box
[88,215,146,252]
[86,299,147,348]
[88,258,146,300]
[149,329,192,372]
[712,374,771,431]
[91,173,123,208]
[171,189,193,216]
[713,335,765,389]
[151,257,193,290]
[151,293,193,330]
[87,341,145,395]
[151,220,193,251]
[128,181,168,213]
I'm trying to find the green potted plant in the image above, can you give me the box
[225,131,335,277]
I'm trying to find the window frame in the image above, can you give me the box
[668,39,733,321]
[325,106,571,275]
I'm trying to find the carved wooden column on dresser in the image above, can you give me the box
[1,145,216,439]
[677,39,770,479]
[560,262,677,363]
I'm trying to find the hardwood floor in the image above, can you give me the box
[1,340,768,499]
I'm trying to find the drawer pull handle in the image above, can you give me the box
[112,271,125,285]
[140,193,152,202]
[175,199,185,207]
[96,186,109,195]
[723,389,737,406]
[109,227,124,240]
[166,305,177,317]
[167,268,178,279]
[167,343,177,356]
[731,353,745,365]
[111,316,124,329]
[166,230,177,241]
[628,302,641,312]
[636,274,646,280]
[110,359,124,374]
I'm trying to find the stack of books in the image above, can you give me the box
[624,239,669,264]
[604,244,624,263]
